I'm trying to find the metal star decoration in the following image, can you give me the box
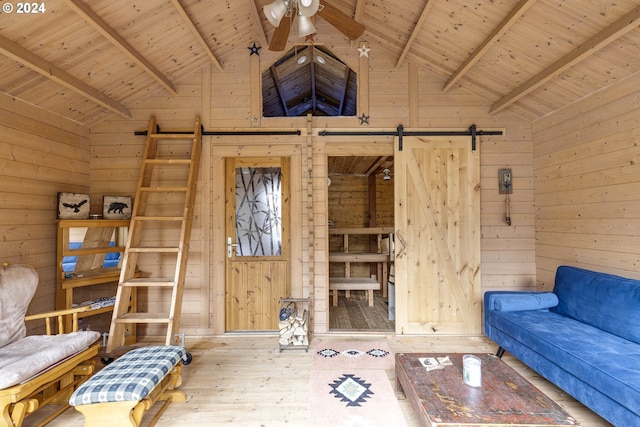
[359,113,370,125]
[357,44,371,57]
[248,42,261,56]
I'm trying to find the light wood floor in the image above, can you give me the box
[29,335,611,427]
[329,290,394,330]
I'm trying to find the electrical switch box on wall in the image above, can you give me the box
[499,168,512,194]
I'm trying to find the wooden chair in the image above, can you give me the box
[0,263,101,427]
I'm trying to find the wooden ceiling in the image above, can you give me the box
[328,155,393,177]
[1,0,640,126]
[262,44,358,117]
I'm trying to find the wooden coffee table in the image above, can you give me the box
[395,353,577,426]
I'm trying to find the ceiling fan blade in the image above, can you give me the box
[318,0,365,40]
[269,16,291,51]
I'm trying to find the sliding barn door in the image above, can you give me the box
[394,136,481,334]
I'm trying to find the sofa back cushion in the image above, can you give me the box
[0,264,39,347]
[552,265,640,344]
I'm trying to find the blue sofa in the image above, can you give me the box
[484,265,640,426]
[62,242,121,272]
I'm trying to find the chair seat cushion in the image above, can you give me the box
[0,331,100,389]
[69,346,186,406]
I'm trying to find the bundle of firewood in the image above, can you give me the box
[279,309,308,347]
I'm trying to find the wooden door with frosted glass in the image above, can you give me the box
[225,157,290,331]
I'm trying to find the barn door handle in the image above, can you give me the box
[395,231,407,258]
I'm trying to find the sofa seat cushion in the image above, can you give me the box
[0,330,100,389]
[69,345,186,406]
[488,310,640,415]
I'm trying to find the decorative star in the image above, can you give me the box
[359,113,370,125]
[358,44,371,57]
[248,42,261,56]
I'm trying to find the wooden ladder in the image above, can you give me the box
[106,115,202,353]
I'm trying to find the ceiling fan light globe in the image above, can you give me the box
[298,0,320,17]
[264,0,288,27]
[297,15,317,37]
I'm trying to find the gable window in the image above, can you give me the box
[262,45,357,117]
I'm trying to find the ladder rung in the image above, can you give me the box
[127,247,179,253]
[121,278,176,287]
[143,159,191,165]
[132,216,185,221]
[139,187,188,192]
[114,313,172,324]
[149,133,195,140]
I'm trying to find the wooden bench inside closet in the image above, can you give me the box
[329,227,393,306]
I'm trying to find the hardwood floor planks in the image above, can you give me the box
[329,290,395,331]
[31,336,610,427]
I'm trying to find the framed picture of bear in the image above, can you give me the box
[57,192,90,219]
[103,195,132,219]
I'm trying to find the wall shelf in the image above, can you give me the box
[56,219,136,339]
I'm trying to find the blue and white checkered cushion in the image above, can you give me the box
[69,345,186,406]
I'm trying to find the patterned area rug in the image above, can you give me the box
[311,341,395,370]
[308,369,408,427]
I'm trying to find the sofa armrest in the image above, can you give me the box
[485,292,559,312]
[25,305,93,334]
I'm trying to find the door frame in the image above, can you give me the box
[323,139,395,333]
[210,143,303,334]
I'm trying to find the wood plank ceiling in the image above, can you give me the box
[1,0,640,127]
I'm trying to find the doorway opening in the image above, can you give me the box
[327,155,394,331]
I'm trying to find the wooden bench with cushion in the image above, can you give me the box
[329,276,380,307]
[0,263,101,427]
[69,345,188,427]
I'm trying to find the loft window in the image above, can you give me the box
[262,45,357,117]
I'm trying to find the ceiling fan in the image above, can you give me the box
[264,0,366,51]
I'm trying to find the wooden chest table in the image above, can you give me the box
[395,353,577,427]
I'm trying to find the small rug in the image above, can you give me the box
[311,341,394,370]
[308,369,408,427]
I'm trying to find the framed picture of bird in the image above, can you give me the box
[57,192,90,219]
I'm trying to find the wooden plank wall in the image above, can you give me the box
[328,174,393,278]
[91,71,208,337]
[84,42,536,336]
[412,67,537,294]
[533,73,640,288]
[0,93,90,325]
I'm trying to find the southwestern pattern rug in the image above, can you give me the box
[308,369,408,427]
[311,341,395,370]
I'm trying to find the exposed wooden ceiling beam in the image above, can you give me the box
[171,0,223,71]
[490,4,640,115]
[270,65,290,116]
[365,156,390,176]
[395,0,434,69]
[0,34,131,119]
[443,0,537,92]
[337,68,351,115]
[350,0,366,47]
[64,0,177,95]
[250,0,269,49]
